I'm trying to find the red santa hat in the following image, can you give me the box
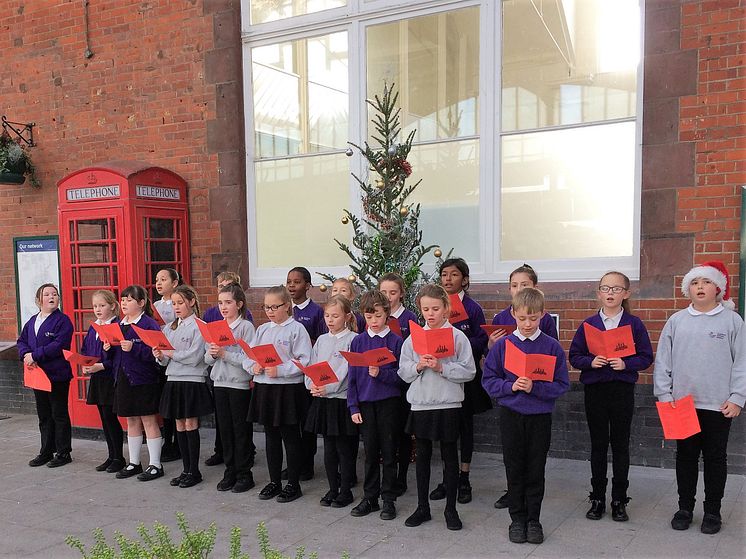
[681,260,734,309]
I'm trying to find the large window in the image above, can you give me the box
[243,0,642,285]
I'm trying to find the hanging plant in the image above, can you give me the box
[0,132,40,187]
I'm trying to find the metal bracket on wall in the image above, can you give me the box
[1,116,35,147]
[83,0,94,59]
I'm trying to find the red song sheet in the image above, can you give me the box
[583,323,636,359]
[481,324,517,336]
[655,395,701,440]
[237,340,283,367]
[63,350,100,368]
[504,339,556,382]
[387,317,402,337]
[24,363,51,392]
[340,348,397,367]
[131,325,175,351]
[91,321,125,346]
[448,294,468,324]
[151,306,165,326]
[293,360,339,387]
[409,321,455,358]
[195,318,236,347]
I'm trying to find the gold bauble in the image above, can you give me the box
[434,248,443,258]
[399,206,409,216]
[347,274,357,283]
[319,284,328,292]
[375,179,385,189]
[341,216,349,224]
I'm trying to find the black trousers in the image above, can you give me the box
[397,395,412,484]
[500,406,552,523]
[34,380,72,456]
[97,404,124,461]
[584,381,634,500]
[359,397,401,502]
[416,438,459,509]
[214,387,255,479]
[324,434,357,493]
[206,375,223,456]
[301,391,317,472]
[265,424,302,485]
[676,408,732,516]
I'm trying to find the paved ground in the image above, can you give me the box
[0,414,743,558]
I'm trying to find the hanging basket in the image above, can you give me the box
[0,171,26,184]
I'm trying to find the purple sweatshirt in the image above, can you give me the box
[107,314,162,386]
[493,306,559,340]
[482,333,569,415]
[355,312,366,335]
[392,307,419,340]
[347,329,404,415]
[292,299,327,344]
[80,319,119,379]
[203,305,253,324]
[452,294,489,362]
[569,311,654,385]
[17,309,74,382]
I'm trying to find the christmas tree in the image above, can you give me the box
[319,84,446,305]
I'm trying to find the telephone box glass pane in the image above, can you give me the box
[148,218,175,239]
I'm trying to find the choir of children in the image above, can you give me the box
[17,259,744,541]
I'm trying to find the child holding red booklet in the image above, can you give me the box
[654,261,745,535]
[482,288,569,545]
[569,271,653,522]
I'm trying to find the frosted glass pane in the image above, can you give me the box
[255,154,351,268]
[367,8,480,142]
[502,0,639,131]
[501,122,635,260]
[250,0,346,25]
[406,139,479,261]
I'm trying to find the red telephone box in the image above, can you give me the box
[57,161,191,428]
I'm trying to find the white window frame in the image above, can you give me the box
[241,0,644,287]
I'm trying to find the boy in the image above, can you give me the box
[654,261,745,534]
[348,290,404,521]
[482,288,569,544]
[287,267,327,344]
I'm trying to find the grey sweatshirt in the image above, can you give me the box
[157,314,210,383]
[205,317,256,390]
[398,322,476,411]
[304,329,356,399]
[241,317,312,385]
[654,304,746,410]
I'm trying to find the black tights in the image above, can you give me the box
[265,424,302,485]
[417,438,459,510]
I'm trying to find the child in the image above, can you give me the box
[246,286,312,503]
[156,285,213,487]
[482,288,569,544]
[304,295,358,508]
[288,266,327,344]
[17,283,74,468]
[202,272,252,468]
[80,289,125,473]
[153,267,180,463]
[332,277,366,333]
[569,272,653,522]
[379,272,418,495]
[399,284,476,531]
[348,290,404,521]
[205,283,257,493]
[108,285,164,481]
[434,258,491,504]
[654,261,745,535]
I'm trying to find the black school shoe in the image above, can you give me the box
[106,458,126,473]
[351,497,380,517]
[96,458,113,472]
[701,513,722,534]
[508,520,527,544]
[258,482,282,500]
[116,463,143,479]
[526,520,544,544]
[331,491,354,508]
[137,464,164,482]
[232,475,255,493]
[179,472,203,488]
[494,490,509,509]
[29,454,53,467]
[380,500,396,520]
[457,480,472,504]
[671,509,693,530]
[404,506,432,527]
[586,499,605,520]
[429,483,446,500]
[320,489,338,507]
[444,508,462,531]
[171,472,187,487]
[611,499,629,522]
[47,453,72,468]
[217,475,236,492]
[276,483,302,503]
[204,453,223,467]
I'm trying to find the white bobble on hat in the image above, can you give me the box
[681,260,734,309]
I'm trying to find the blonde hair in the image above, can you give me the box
[170,284,201,330]
[265,285,292,314]
[416,284,450,311]
[325,295,357,332]
[378,272,406,294]
[216,271,241,285]
[600,271,631,313]
[91,289,120,316]
[512,287,545,315]
[34,283,60,308]
[333,277,357,299]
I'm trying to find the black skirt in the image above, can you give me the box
[113,369,162,417]
[406,408,461,442]
[159,380,213,419]
[248,382,308,427]
[462,365,493,415]
[86,373,115,406]
[304,397,358,437]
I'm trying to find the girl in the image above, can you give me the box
[569,272,653,522]
[80,289,124,473]
[304,295,358,508]
[332,277,365,334]
[205,283,257,493]
[399,284,476,531]
[246,286,312,503]
[288,266,327,344]
[378,272,418,495]
[17,283,74,468]
[156,285,213,488]
[108,285,163,481]
[434,258,490,504]
[153,267,180,463]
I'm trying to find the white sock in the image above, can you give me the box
[147,437,163,468]
[127,435,143,465]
